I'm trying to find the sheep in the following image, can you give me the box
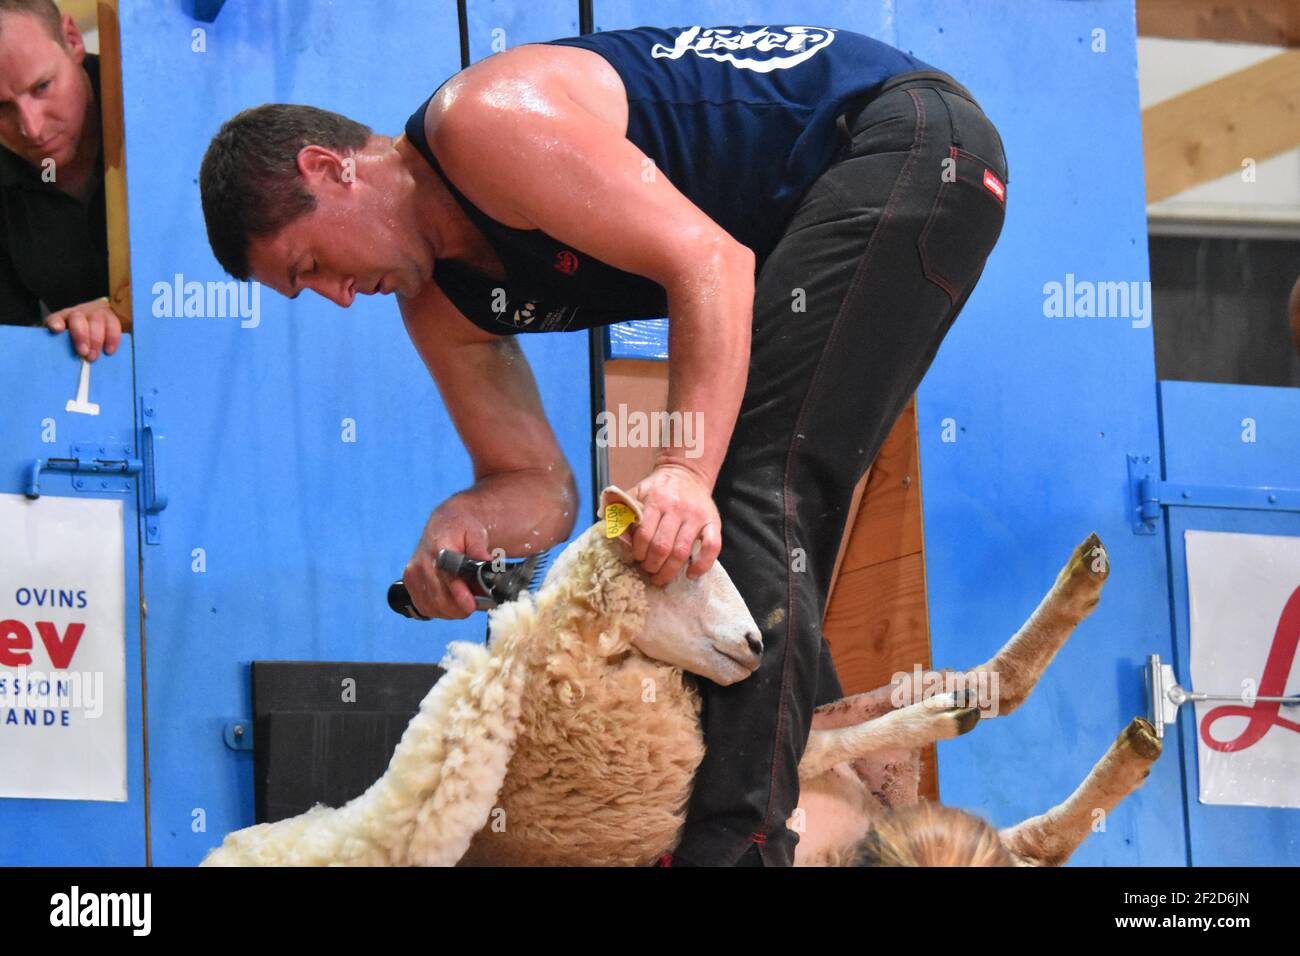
[201,486,1160,867]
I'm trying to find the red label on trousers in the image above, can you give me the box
[983,168,1005,202]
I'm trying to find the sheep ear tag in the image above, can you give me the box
[599,484,643,539]
[604,502,638,539]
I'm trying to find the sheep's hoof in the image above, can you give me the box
[1043,532,1109,622]
[952,706,981,735]
[1119,716,1162,761]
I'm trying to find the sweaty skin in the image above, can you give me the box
[246,45,756,617]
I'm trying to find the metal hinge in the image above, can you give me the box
[1127,453,1300,534]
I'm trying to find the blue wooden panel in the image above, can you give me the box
[895,0,1182,865]
[0,328,146,864]
[465,0,581,61]
[119,0,593,864]
[1160,380,1300,866]
[594,2,1182,863]
[607,318,669,360]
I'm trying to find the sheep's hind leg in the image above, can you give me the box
[799,690,980,780]
[999,717,1162,866]
[951,532,1109,718]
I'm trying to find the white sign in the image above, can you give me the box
[0,493,127,801]
[1186,529,1300,808]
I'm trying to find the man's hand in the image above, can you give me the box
[626,463,722,586]
[45,297,123,362]
[401,503,494,619]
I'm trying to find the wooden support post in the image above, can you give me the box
[95,0,132,332]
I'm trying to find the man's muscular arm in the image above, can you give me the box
[433,54,756,585]
[399,280,579,618]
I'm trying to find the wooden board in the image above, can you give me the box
[1138,0,1300,47]
[96,0,132,330]
[821,398,937,800]
[1143,51,1300,203]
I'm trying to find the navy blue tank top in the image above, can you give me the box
[404,24,935,335]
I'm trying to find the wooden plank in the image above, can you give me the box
[96,0,132,331]
[823,551,937,799]
[57,0,99,33]
[838,399,925,575]
[822,397,936,800]
[1138,0,1300,47]
[602,358,668,491]
[1143,51,1300,202]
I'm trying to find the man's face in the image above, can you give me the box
[0,12,90,172]
[246,147,429,308]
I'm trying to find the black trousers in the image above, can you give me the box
[672,70,1010,866]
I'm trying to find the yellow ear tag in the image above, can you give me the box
[604,502,638,539]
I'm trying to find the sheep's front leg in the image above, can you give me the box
[799,690,980,780]
[999,717,1162,866]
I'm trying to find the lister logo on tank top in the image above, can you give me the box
[650,25,836,72]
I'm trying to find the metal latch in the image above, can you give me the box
[1145,653,1300,739]
[25,442,141,497]
[1127,453,1300,534]
[23,399,168,544]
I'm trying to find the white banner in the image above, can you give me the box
[1186,529,1300,808]
[0,493,127,801]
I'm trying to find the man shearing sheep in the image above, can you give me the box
[199,23,1009,867]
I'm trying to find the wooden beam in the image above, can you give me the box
[822,398,937,801]
[96,0,132,331]
[1143,51,1300,202]
[1138,0,1300,47]
[56,0,99,34]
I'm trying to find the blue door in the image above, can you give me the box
[1149,380,1300,865]
[0,327,147,864]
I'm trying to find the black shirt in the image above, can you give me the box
[405,92,668,336]
[0,53,108,327]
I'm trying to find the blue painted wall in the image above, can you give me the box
[11,0,1264,866]
[587,1,1185,863]
[116,0,593,864]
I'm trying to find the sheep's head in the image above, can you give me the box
[538,486,762,686]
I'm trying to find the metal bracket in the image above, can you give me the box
[1145,653,1299,739]
[25,442,140,498]
[1127,453,1300,534]
[223,719,253,751]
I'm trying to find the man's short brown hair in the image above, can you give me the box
[0,0,64,43]
[199,103,372,280]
